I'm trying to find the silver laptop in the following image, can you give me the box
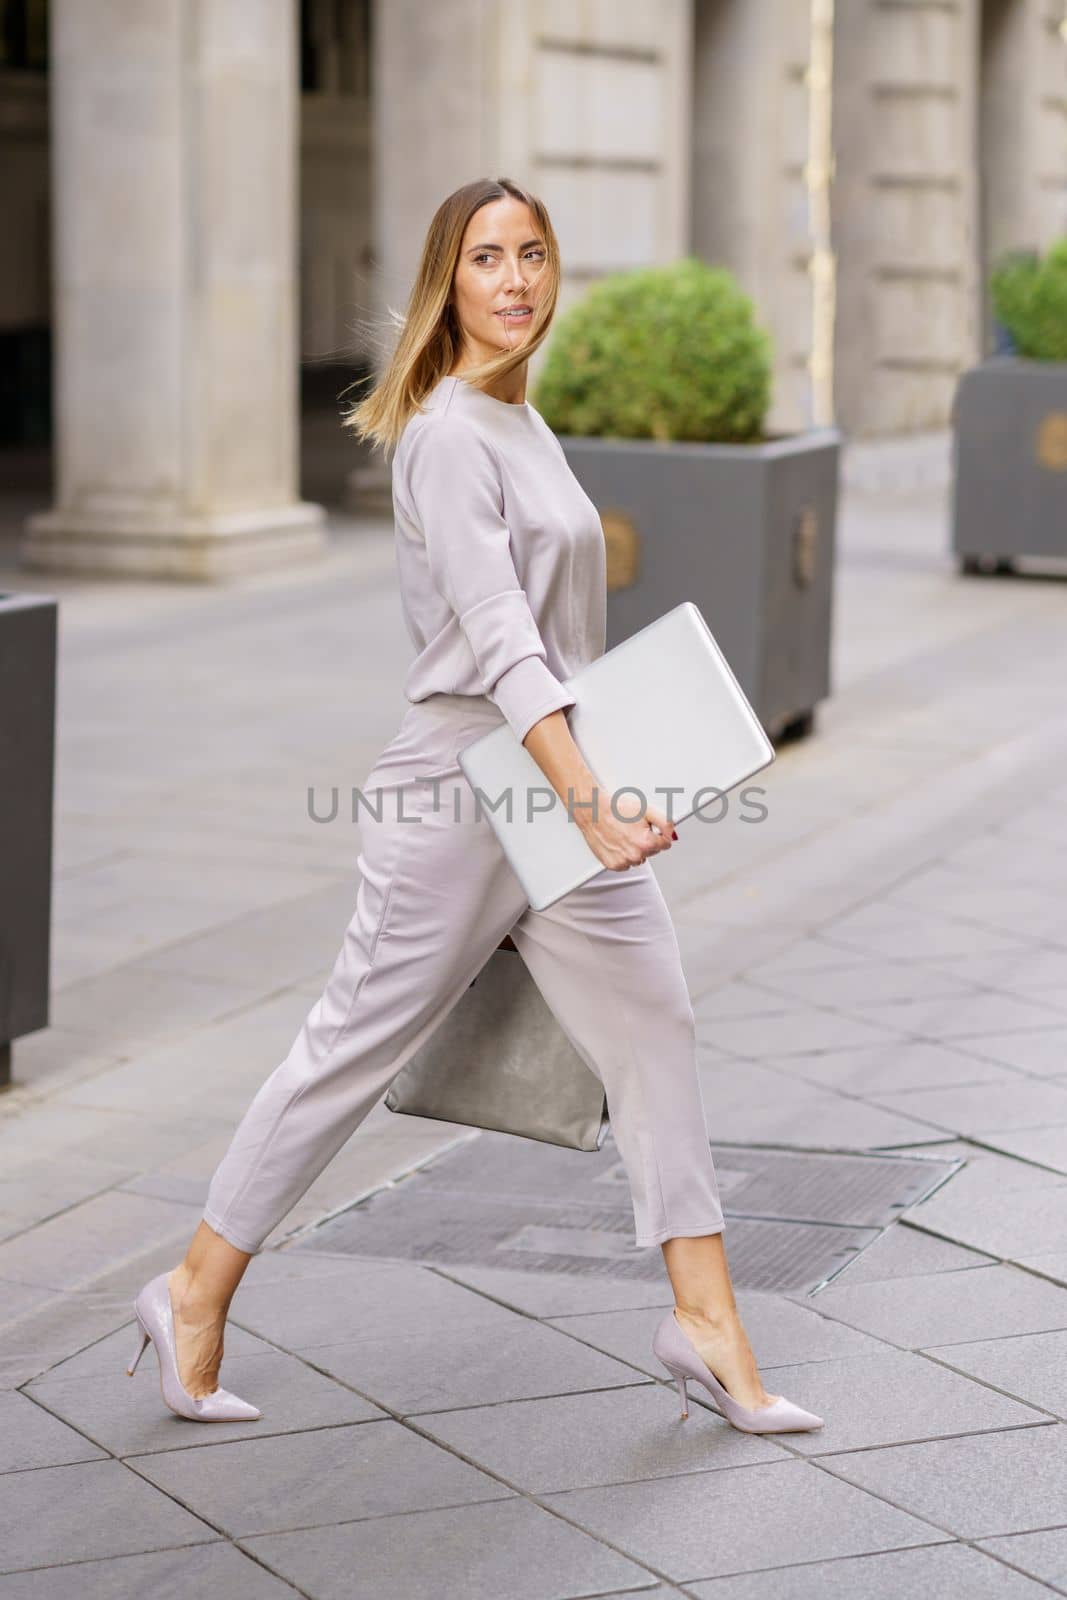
[458,601,775,911]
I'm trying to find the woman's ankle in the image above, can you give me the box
[169,1264,226,1325]
[675,1302,745,1337]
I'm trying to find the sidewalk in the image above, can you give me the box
[1,449,1067,1597]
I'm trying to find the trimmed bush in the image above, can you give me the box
[533,257,773,443]
[990,237,1067,362]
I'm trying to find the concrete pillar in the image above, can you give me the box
[979,0,1067,350]
[23,0,325,581]
[831,0,982,437]
[371,0,694,379]
[691,0,816,434]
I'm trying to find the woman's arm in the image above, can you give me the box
[522,709,677,873]
[403,417,576,745]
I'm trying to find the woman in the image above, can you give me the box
[127,177,822,1437]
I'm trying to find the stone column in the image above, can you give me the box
[830,0,982,437]
[690,0,816,434]
[371,0,695,371]
[979,0,1067,352]
[23,0,325,580]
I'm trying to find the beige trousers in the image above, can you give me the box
[203,693,725,1254]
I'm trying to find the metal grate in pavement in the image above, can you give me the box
[295,1132,960,1295]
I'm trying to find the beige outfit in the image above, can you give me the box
[201,377,725,1254]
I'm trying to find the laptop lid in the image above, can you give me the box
[458,602,775,911]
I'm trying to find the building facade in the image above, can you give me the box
[2,0,1065,577]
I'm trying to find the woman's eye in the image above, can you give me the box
[474,250,545,265]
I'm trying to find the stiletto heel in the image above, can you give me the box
[128,1272,261,1423]
[652,1309,824,1435]
[126,1325,150,1377]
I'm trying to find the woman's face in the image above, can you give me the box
[449,197,547,362]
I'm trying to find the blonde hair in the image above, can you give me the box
[342,177,561,459]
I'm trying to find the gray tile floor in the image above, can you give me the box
[3,446,1067,1596]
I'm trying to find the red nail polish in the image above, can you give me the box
[672,830,678,840]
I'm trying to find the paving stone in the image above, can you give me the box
[48,961,270,1051]
[237,1246,374,1288]
[883,862,1061,915]
[0,1192,202,1294]
[540,1458,947,1583]
[0,1290,140,1390]
[230,1254,513,1352]
[0,1390,106,1472]
[851,993,1067,1043]
[956,1025,1067,1078]
[821,1423,1067,1537]
[60,995,316,1120]
[0,1280,57,1334]
[28,1238,208,1310]
[0,1542,297,1599]
[869,1078,1067,1136]
[927,1329,1067,1418]
[902,1180,1067,1260]
[294,1315,646,1415]
[749,960,981,1011]
[820,1223,995,1286]
[30,1337,384,1457]
[973,1126,1067,1174]
[745,1349,1046,1454]
[692,980,796,1021]
[2,1028,127,1098]
[0,1153,139,1231]
[696,1068,943,1147]
[0,1459,215,1573]
[131,1419,510,1538]
[748,939,874,979]
[117,880,365,992]
[942,830,1067,883]
[53,851,323,927]
[544,1294,890,1381]
[243,1495,656,1600]
[592,1590,678,1600]
[696,1008,905,1060]
[1016,1251,1067,1285]
[0,1101,145,1170]
[431,1263,676,1317]
[977,1528,1067,1591]
[415,1384,787,1492]
[818,912,1028,963]
[904,1143,1066,1200]
[759,1038,1019,1095]
[28,1317,263,1383]
[802,1264,1067,1349]
[932,943,1067,995]
[891,887,1067,946]
[686,1542,1056,1598]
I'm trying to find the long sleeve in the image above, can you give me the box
[403,413,577,744]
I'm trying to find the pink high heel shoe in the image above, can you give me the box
[653,1308,823,1434]
[126,1272,261,1423]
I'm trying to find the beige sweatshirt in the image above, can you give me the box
[391,374,607,744]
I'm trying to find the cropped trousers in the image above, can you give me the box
[203,693,725,1255]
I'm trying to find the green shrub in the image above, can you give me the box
[533,257,773,443]
[990,237,1067,361]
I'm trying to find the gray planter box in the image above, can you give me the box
[952,356,1067,571]
[0,593,57,1089]
[559,429,841,740]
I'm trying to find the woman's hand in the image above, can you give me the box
[520,708,678,873]
[575,791,676,872]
